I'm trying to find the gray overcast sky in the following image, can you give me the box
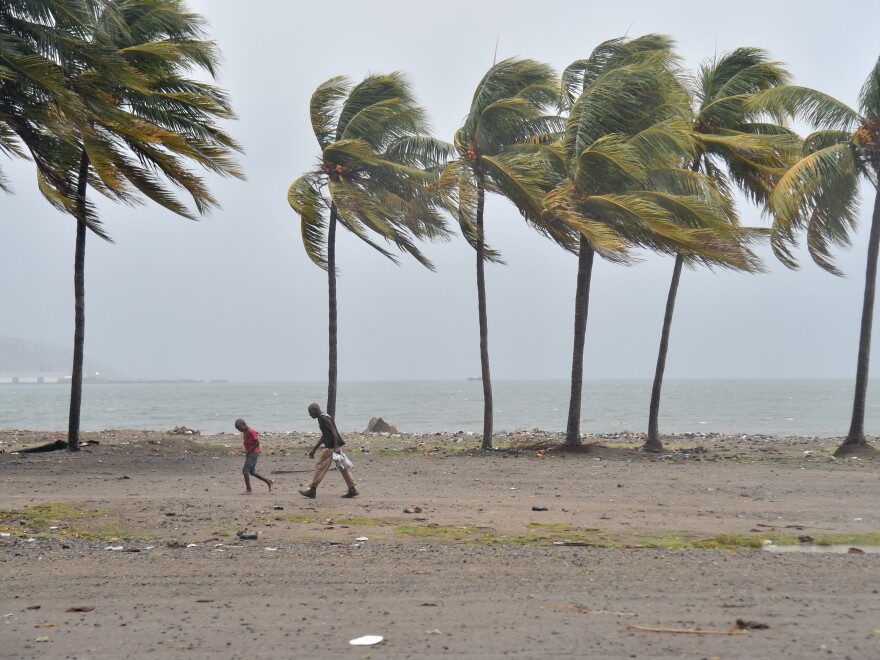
[2,0,878,382]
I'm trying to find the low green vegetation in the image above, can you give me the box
[0,502,139,540]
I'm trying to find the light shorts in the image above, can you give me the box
[243,452,259,475]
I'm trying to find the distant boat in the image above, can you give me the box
[467,375,482,381]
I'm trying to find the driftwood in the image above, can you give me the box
[19,439,99,453]
[627,625,747,635]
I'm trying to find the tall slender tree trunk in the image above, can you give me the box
[644,253,684,452]
[326,203,339,418]
[839,189,880,454]
[565,237,595,446]
[67,150,90,451]
[475,176,494,450]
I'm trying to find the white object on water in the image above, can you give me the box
[349,635,383,646]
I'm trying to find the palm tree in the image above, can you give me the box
[766,55,880,457]
[643,48,800,452]
[548,35,761,447]
[26,0,244,450]
[288,72,451,418]
[440,58,561,450]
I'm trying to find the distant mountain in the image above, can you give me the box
[0,336,125,378]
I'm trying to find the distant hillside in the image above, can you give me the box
[0,336,124,378]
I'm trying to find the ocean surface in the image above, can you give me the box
[1,379,878,437]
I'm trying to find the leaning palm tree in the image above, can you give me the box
[766,54,880,457]
[288,72,452,418]
[643,48,801,452]
[549,35,762,447]
[439,58,561,450]
[37,0,244,450]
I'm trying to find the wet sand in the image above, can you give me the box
[1,429,878,658]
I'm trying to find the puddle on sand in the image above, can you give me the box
[764,544,880,554]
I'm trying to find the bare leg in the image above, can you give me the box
[243,473,253,494]
[254,473,274,492]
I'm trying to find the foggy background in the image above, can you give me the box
[1,0,877,382]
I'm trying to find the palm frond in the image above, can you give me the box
[288,172,328,269]
[858,55,880,117]
[767,143,861,272]
[746,85,858,131]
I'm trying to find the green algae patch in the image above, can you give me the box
[396,523,480,542]
[395,521,608,546]
[0,502,143,540]
[813,532,880,546]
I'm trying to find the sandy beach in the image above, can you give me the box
[1,429,878,659]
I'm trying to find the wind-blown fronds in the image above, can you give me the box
[290,72,450,270]
[768,142,861,274]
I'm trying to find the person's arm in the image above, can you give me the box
[328,416,341,451]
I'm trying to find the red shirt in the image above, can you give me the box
[243,428,259,454]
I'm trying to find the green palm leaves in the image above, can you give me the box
[2,0,244,449]
[765,55,880,450]
[547,36,777,446]
[289,72,452,271]
[439,58,561,449]
[444,58,561,259]
[288,72,451,416]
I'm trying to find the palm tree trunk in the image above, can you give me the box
[645,253,684,452]
[840,189,880,452]
[67,150,90,451]
[565,236,595,446]
[327,203,339,418]
[475,175,494,450]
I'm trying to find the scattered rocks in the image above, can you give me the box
[168,426,200,436]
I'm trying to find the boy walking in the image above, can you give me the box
[235,418,274,494]
[299,403,357,499]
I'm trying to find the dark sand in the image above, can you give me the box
[1,429,878,659]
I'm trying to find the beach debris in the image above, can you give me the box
[34,637,50,643]
[236,531,258,540]
[65,606,94,613]
[349,635,383,646]
[364,417,398,433]
[104,545,124,551]
[273,505,284,510]
[168,426,200,436]
[196,599,213,603]
[627,625,746,635]
[404,507,422,514]
[735,619,769,630]
[535,603,636,616]
[26,605,41,610]
[355,536,369,542]
[848,547,866,554]
[798,535,815,543]
[532,506,549,512]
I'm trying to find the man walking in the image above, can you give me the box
[299,403,358,499]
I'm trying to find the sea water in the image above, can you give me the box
[1,379,877,437]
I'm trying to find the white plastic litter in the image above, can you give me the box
[349,635,383,646]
